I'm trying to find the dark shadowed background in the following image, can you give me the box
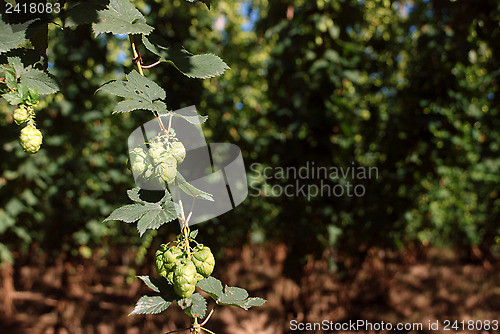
[1,0,499,333]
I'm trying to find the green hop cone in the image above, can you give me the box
[13,106,29,125]
[130,147,146,157]
[155,244,183,278]
[151,165,167,188]
[132,161,146,175]
[173,258,198,298]
[144,165,154,178]
[154,249,168,277]
[164,246,183,271]
[167,271,174,283]
[191,245,215,277]
[174,282,195,299]
[170,141,186,163]
[195,273,204,283]
[19,125,42,154]
[148,142,166,165]
[160,155,177,183]
[129,147,147,175]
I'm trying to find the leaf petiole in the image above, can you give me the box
[141,60,162,69]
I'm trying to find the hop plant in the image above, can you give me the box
[148,141,166,165]
[170,141,186,163]
[191,245,215,277]
[129,147,148,175]
[195,272,204,282]
[155,244,183,279]
[132,160,147,175]
[144,165,154,178]
[13,106,30,125]
[19,124,42,153]
[160,155,178,183]
[154,240,216,299]
[173,258,198,298]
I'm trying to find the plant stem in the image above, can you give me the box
[166,113,173,135]
[179,200,186,221]
[178,200,191,257]
[142,60,162,69]
[129,35,144,76]
[192,318,200,334]
[201,327,216,334]
[200,308,214,326]
[129,36,168,133]
[183,226,191,257]
[157,113,168,132]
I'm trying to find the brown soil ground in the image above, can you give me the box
[0,244,498,334]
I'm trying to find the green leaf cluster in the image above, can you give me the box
[0,17,34,54]
[142,35,229,79]
[1,57,58,105]
[92,0,154,36]
[104,188,178,236]
[97,70,166,114]
[197,276,266,310]
[131,274,266,316]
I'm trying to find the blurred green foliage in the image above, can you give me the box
[1,0,499,270]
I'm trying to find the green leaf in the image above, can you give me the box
[64,1,108,28]
[142,35,229,79]
[103,204,150,223]
[26,20,48,60]
[175,172,214,201]
[5,57,24,77]
[105,188,178,234]
[3,68,17,90]
[114,99,166,114]
[177,297,192,309]
[98,70,165,99]
[136,200,178,236]
[170,51,229,79]
[137,275,161,292]
[196,276,223,300]
[219,286,248,303]
[127,187,146,204]
[197,277,266,311]
[225,296,267,310]
[0,18,34,54]
[92,0,154,36]
[98,70,166,114]
[129,295,173,315]
[189,229,199,239]
[183,293,207,319]
[2,57,59,95]
[20,68,59,95]
[171,112,208,125]
[137,275,177,297]
[185,0,212,10]
[136,203,163,235]
[141,35,161,55]
[2,91,23,105]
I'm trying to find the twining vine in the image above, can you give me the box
[0,0,265,332]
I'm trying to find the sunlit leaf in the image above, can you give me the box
[142,35,229,79]
[92,0,154,36]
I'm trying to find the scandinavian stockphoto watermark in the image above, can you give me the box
[289,319,500,332]
[248,161,378,200]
